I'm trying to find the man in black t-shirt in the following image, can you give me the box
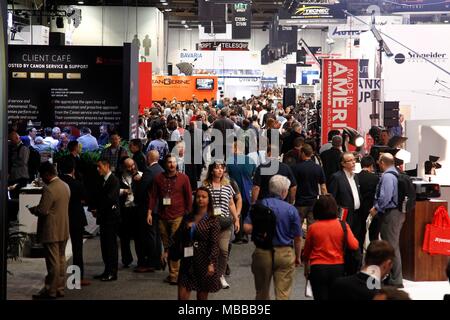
[251,146,297,204]
[292,144,327,228]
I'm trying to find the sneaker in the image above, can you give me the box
[220,275,230,289]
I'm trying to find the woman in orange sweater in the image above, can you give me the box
[302,195,359,300]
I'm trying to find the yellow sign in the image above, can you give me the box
[12,72,27,78]
[30,72,45,79]
[48,73,64,79]
[67,73,81,79]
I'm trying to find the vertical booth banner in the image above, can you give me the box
[321,59,359,144]
[231,3,251,40]
[139,62,152,115]
[358,78,381,134]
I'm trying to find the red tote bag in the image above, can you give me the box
[422,206,450,256]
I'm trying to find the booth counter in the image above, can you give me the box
[400,199,449,281]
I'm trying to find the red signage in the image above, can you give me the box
[139,62,152,115]
[321,59,359,144]
[199,41,249,51]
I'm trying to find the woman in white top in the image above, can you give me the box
[202,160,239,289]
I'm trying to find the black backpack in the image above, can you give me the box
[249,201,277,250]
[385,171,416,213]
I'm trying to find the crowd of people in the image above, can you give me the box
[8,88,437,301]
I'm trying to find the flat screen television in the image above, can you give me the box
[196,78,214,90]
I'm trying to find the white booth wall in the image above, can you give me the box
[359,25,450,121]
[66,6,165,73]
[405,119,450,180]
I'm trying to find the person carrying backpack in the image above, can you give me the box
[243,175,302,300]
[369,153,413,288]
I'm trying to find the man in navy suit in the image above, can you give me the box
[91,159,121,281]
[329,152,363,275]
[329,152,362,236]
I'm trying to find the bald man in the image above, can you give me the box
[370,153,405,288]
[134,150,165,271]
[118,158,143,268]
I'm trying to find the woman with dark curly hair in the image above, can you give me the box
[176,187,221,300]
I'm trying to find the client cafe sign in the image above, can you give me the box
[232,3,251,39]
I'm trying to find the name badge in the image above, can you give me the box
[163,197,172,206]
[214,207,222,216]
[184,246,194,258]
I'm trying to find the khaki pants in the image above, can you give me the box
[251,246,296,300]
[43,240,67,297]
[297,206,315,229]
[159,216,183,282]
[218,226,232,276]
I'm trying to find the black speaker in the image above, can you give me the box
[384,101,399,128]
[168,63,173,76]
[49,32,65,46]
[286,64,296,85]
[283,88,296,108]
[56,17,64,29]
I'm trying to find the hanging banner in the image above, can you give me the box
[279,3,346,25]
[231,3,251,39]
[358,78,381,151]
[199,41,249,51]
[321,59,359,144]
[387,0,450,12]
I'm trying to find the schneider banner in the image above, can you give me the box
[321,59,359,144]
[8,45,137,138]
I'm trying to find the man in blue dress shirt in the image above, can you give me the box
[370,153,405,288]
[244,175,302,300]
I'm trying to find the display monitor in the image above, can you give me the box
[196,78,214,90]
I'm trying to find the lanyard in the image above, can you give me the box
[211,184,223,209]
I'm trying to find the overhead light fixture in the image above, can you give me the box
[445,20,449,23]
[78,1,84,4]
[187,28,192,31]
[181,20,186,24]
[184,24,189,28]
[162,2,169,5]
[164,8,172,12]
[371,25,394,57]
